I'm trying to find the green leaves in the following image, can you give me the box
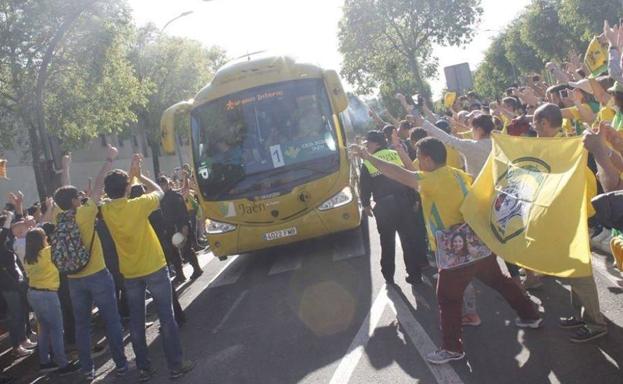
[338,0,483,100]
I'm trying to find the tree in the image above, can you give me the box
[559,0,623,42]
[520,0,583,62]
[503,19,543,75]
[473,35,516,100]
[338,0,483,97]
[0,0,147,198]
[129,25,227,175]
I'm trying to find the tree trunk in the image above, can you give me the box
[149,138,161,177]
[33,2,98,196]
[27,124,48,200]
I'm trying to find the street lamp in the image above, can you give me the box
[161,10,194,32]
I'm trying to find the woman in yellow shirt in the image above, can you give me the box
[24,228,78,374]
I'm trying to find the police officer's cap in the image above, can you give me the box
[364,130,386,145]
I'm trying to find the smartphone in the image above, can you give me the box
[560,89,569,98]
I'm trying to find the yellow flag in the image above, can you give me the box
[460,133,592,278]
[584,36,607,78]
[444,92,457,109]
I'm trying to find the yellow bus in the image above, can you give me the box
[161,55,362,258]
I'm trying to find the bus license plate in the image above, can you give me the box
[264,227,297,241]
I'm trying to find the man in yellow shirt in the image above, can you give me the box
[532,104,607,343]
[102,154,194,381]
[53,145,128,379]
[350,138,540,364]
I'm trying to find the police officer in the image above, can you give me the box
[359,130,428,285]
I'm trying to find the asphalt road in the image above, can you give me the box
[10,217,623,384]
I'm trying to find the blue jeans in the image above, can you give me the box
[68,269,127,374]
[2,290,26,348]
[125,267,183,371]
[26,289,68,367]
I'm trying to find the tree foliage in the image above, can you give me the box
[558,0,623,42]
[0,0,148,151]
[128,24,227,173]
[338,0,482,100]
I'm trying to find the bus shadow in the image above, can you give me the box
[96,217,374,383]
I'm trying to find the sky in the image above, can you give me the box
[127,0,531,98]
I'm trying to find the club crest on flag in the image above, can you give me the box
[491,157,550,243]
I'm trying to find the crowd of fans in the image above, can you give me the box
[2,16,623,382]
[350,19,623,364]
[0,146,205,381]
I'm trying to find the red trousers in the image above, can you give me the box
[437,255,539,353]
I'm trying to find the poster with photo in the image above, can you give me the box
[435,224,492,270]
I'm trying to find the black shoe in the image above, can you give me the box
[559,316,585,329]
[170,360,195,380]
[406,273,423,285]
[570,326,607,343]
[58,361,80,376]
[39,362,59,373]
[138,367,156,382]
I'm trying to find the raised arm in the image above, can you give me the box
[584,131,623,192]
[60,153,71,186]
[349,145,419,190]
[130,154,163,199]
[90,144,119,203]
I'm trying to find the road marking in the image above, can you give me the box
[591,255,623,288]
[209,256,244,288]
[328,285,389,384]
[386,286,464,384]
[212,290,249,334]
[268,253,303,275]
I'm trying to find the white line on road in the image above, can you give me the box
[209,256,244,288]
[268,253,303,275]
[328,285,389,384]
[212,290,249,334]
[386,286,464,384]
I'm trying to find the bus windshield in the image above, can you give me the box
[191,78,340,201]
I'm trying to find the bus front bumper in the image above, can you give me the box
[207,200,361,257]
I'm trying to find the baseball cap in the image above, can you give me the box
[568,79,594,95]
[364,130,386,145]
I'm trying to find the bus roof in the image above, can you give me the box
[193,55,325,107]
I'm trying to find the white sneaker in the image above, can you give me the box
[21,338,37,350]
[426,349,465,364]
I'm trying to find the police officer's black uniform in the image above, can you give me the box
[359,131,428,284]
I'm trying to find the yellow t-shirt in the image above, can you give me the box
[100,192,166,279]
[25,247,60,291]
[52,201,106,279]
[446,146,464,170]
[593,106,616,128]
[415,166,472,250]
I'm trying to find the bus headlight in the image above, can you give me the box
[318,187,353,211]
[206,220,237,234]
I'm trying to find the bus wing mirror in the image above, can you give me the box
[324,70,348,113]
[161,100,194,155]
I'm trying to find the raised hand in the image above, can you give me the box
[62,153,72,169]
[604,20,619,47]
[106,144,119,161]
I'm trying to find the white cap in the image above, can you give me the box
[568,79,594,95]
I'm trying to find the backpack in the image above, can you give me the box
[51,209,97,275]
